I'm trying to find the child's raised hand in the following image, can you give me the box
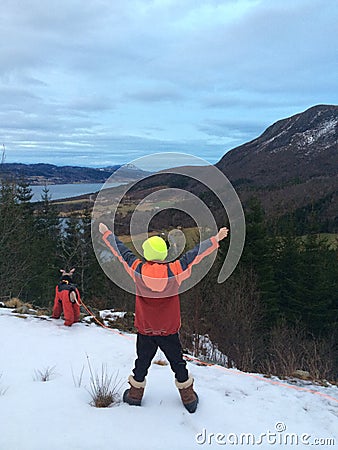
[99,223,109,235]
[215,227,229,242]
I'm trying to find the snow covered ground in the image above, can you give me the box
[0,308,337,450]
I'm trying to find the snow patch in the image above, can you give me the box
[100,309,127,320]
[296,119,337,146]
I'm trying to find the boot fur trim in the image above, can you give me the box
[128,375,146,389]
[175,375,194,389]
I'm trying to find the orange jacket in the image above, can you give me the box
[102,231,219,336]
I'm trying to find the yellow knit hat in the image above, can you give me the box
[142,236,168,261]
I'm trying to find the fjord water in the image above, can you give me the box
[30,182,124,202]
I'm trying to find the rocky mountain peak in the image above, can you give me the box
[256,104,338,152]
[217,104,338,185]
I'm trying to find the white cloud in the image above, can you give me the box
[0,0,337,166]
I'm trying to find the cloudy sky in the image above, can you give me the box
[1,0,337,167]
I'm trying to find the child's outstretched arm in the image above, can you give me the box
[99,223,142,280]
[215,227,229,242]
[169,227,229,284]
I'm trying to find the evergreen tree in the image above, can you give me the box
[241,197,279,326]
[297,234,338,336]
[60,210,95,299]
[15,180,37,299]
[16,179,33,208]
[80,207,107,301]
[0,180,18,297]
[30,185,61,306]
[274,232,304,324]
[0,179,34,298]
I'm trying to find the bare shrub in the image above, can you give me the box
[261,321,338,382]
[206,267,264,372]
[87,357,122,408]
[301,336,337,381]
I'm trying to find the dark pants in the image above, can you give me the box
[133,332,189,383]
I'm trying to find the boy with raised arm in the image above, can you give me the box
[99,223,228,413]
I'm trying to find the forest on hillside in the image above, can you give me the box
[0,178,337,382]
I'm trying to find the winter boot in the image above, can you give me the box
[123,375,146,406]
[175,375,199,413]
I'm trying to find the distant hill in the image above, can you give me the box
[217,104,338,185]
[0,162,149,185]
[215,104,338,231]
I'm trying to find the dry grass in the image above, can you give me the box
[71,365,85,388]
[35,308,52,316]
[153,359,168,366]
[262,322,338,382]
[152,350,169,366]
[87,357,122,408]
[33,366,57,382]
[4,298,26,308]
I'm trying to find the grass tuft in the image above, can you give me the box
[86,356,122,408]
[33,365,56,382]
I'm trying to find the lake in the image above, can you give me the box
[30,182,125,202]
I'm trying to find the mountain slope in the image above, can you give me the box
[215,105,338,226]
[217,104,338,185]
[0,307,337,450]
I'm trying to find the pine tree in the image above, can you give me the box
[59,208,95,299]
[30,185,61,306]
[0,179,35,299]
[16,179,33,208]
[241,197,279,326]
[16,180,37,299]
[0,180,18,297]
[80,207,106,301]
[297,234,338,336]
[274,232,304,324]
